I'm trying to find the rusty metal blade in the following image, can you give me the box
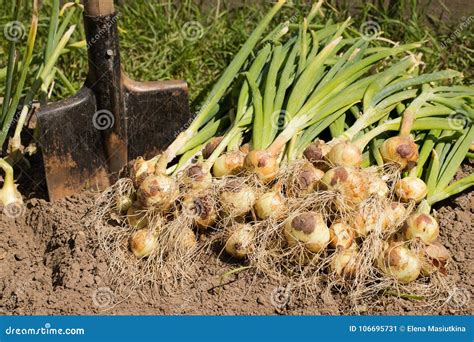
[36,86,110,201]
[123,75,191,160]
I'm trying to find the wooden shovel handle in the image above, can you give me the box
[83,0,115,16]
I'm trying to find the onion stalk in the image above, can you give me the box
[0,159,23,215]
[154,0,287,175]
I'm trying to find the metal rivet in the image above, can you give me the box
[106,49,114,57]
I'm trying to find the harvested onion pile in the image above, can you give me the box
[94,0,473,306]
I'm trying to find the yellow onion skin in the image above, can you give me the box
[254,191,286,220]
[331,247,360,279]
[377,243,421,283]
[183,164,212,190]
[182,193,217,228]
[303,139,331,170]
[421,241,450,276]
[321,167,368,205]
[116,194,133,214]
[287,162,324,197]
[353,207,385,236]
[395,177,427,203]
[383,202,407,228]
[329,222,355,249]
[326,141,362,167]
[284,211,330,253]
[368,177,389,198]
[127,205,149,229]
[380,136,418,170]
[137,174,178,209]
[405,213,439,243]
[129,229,158,258]
[225,224,254,259]
[212,151,246,177]
[244,150,278,183]
[132,157,156,188]
[0,185,23,215]
[220,183,256,217]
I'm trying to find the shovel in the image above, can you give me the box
[36,0,190,201]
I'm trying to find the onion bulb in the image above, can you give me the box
[137,174,178,209]
[321,167,368,204]
[286,162,324,197]
[367,177,389,198]
[220,181,256,217]
[394,177,427,203]
[383,202,407,228]
[329,221,355,249]
[353,207,382,236]
[254,190,286,220]
[284,212,330,253]
[116,194,133,214]
[132,156,157,188]
[0,159,23,217]
[182,164,212,190]
[303,139,330,170]
[127,205,149,229]
[244,150,278,183]
[331,246,360,279]
[326,141,362,167]
[212,151,245,177]
[380,136,418,170]
[182,193,217,228]
[404,213,439,243]
[129,229,158,258]
[377,243,421,283]
[224,223,254,258]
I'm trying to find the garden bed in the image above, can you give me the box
[1,162,471,315]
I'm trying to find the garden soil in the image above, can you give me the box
[0,163,472,315]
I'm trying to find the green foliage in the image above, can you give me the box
[1,0,472,104]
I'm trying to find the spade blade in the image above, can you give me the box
[36,86,110,201]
